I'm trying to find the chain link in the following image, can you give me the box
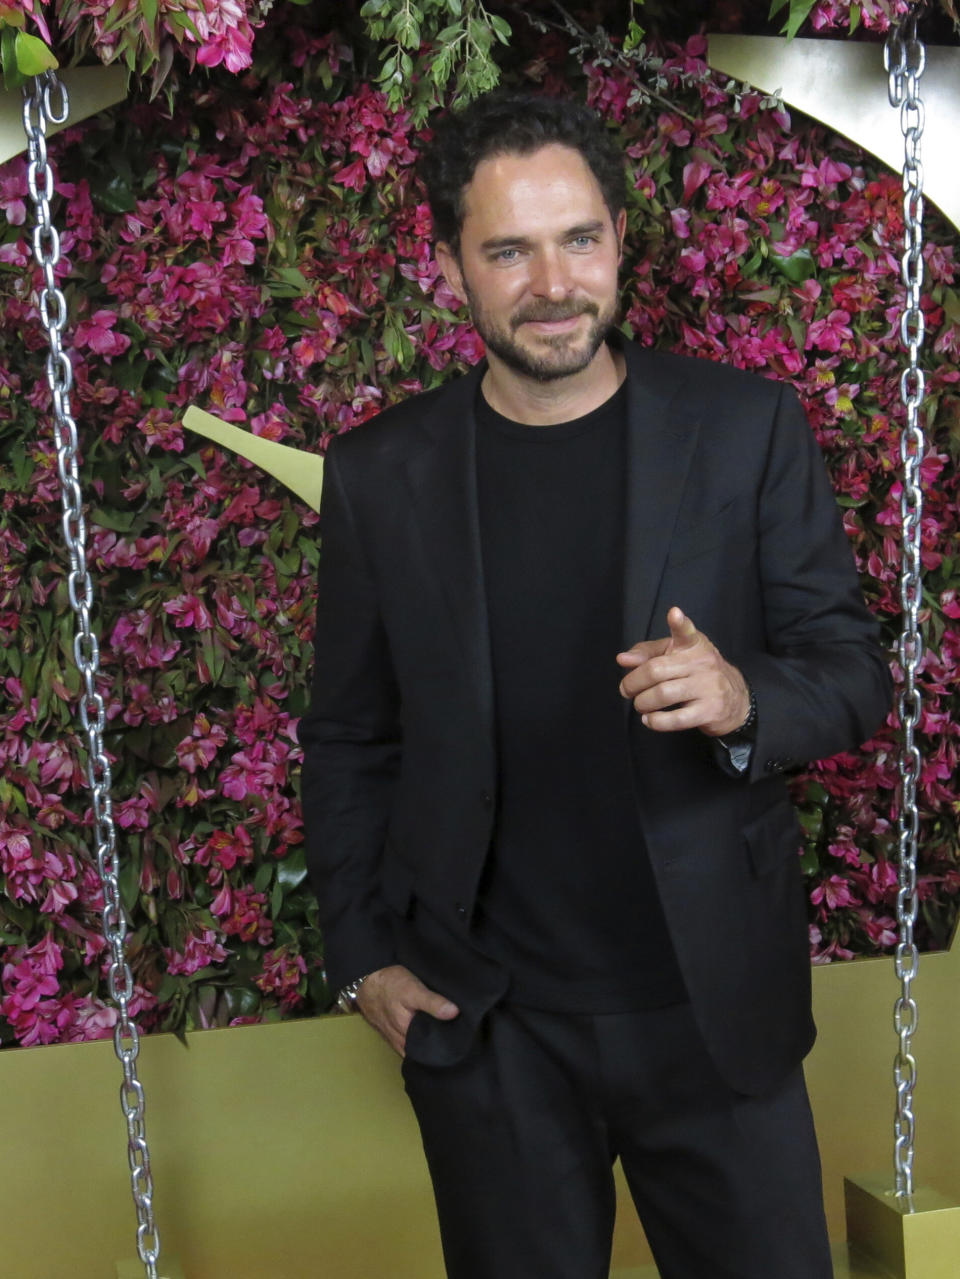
[21,71,161,1277]
[883,7,926,1205]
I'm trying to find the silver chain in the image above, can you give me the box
[21,71,161,1277]
[883,7,926,1205]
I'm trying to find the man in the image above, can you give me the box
[299,91,891,1279]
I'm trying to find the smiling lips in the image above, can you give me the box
[513,304,597,333]
[524,315,582,333]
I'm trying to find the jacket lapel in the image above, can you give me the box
[402,363,496,744]
[398,345,701,737]
[620,345,702,646]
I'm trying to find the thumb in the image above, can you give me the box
[666,606,699,649]
[417,986,459,1020]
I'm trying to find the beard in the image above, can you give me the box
[462,284,618,383]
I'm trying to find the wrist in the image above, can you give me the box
[336,973,371,1014]
[720,685,757,745]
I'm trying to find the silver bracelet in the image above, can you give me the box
[335,974,369,1014]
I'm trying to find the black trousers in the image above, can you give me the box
[401,1001,833,1279]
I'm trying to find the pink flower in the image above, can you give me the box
[217,886,272,945]
[164,928,230,976]
[73,310,131,359]
[0,166,28,226]
[255,946,307,1008]
[163,593,213,630]
[805,310,854,354]
[195,826,254,873]
[175,713,228,775]
[811,874,860,910]
[682,160,712,205]
[64,997,119,1044]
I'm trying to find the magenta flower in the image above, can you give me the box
[163,594,213,630]
[805,309,854,354]
[682,160,712,204]
[164,928,230,976]
[64,997,119,1044]
[175,714,228,775]
[194,826,254,873]
[811,874,860,910]
[0,167,28,226]
[255,946,307,1008]
[216,885,272,944]
[73,310,131,359]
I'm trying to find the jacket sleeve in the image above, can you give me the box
[298,437,401,994]
[732,383,893,783]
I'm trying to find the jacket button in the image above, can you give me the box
[765,759,783,773]
[455,902,467,920]
[480,790,493,809]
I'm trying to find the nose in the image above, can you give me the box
[529,249,571,301]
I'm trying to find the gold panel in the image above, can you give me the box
[0,66,127,166]
[845,1176,960,1279]
[706,35,960,233]
[0,934,955,1277]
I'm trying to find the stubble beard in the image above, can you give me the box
[463,284,618,383]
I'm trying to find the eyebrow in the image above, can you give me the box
[479,220,608,252]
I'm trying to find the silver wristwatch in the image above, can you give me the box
[336,975,368,1014]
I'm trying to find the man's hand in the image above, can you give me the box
[355,964,459,1057]
[616,606,750,738]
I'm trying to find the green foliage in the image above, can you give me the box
[0,15,58,90]
[359,0,510,125]
[769,0,820,41]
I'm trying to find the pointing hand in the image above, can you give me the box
[616,606,750,737]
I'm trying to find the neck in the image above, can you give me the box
[481,343,625,425]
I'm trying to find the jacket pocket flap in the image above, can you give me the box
[744,801,803,877]
[381,855,415,914]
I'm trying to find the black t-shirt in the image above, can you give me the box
[473,381,687,1011]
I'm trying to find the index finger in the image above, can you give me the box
[616,636,670,667]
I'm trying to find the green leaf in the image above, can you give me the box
[91,174,137,214]
[769,248,815,284]
[224,985,261,1020]
[118,852,141,916]
[14,30,58,76]
[490,15,512,45]
[775,0,818,40]
[797,807,823,838]
[140,0,159,25]
[8,440,33,489]
[0,777,27,815]
[90,506,137,533]
[799,843,821,875]
[1,24,22,90]
[254,861,274,893]
[276,847,307,891]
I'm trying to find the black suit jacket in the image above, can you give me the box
[299,341,891,1094]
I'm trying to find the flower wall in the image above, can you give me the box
[0,3,957,1047]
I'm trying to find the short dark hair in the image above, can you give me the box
[419,90,627,254]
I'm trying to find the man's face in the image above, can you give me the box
[436,143,625,383]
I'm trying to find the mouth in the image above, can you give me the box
[517,314,585,335]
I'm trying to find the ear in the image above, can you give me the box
[435,240,468,307]
[615,208,627,263]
